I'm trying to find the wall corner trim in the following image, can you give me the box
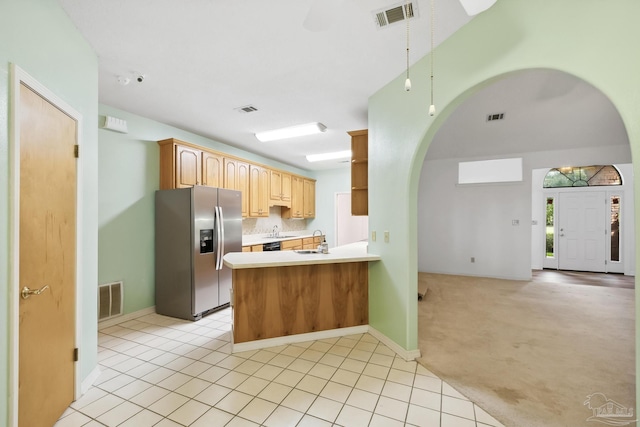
[80,366,102,395]
[368,326,421,361]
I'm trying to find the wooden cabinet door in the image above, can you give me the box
[281,173,292,205]
[202,151,223,187]
[249,164,269,217]
[176,145,201,188]
[290,175,304,218]
[269,170,283,204]
[303,179,316,218]
[269,170,292,207]
[223,158,237,190]
[224,158,249,218]
[237,162,250,218]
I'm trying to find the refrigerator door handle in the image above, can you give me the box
[215,206,225,270]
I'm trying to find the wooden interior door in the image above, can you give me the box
[18,82,77,427]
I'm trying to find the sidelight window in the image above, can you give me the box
[610,196,620,262]
[546,197,555,258]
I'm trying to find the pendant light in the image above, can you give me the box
[429,0,436,116]
[404,0,412,91]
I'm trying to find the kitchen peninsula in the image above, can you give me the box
[224,242,380,351]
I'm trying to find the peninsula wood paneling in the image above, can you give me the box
[232,262,368,343]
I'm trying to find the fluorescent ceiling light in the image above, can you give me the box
[306,150,352,163]
[255,122,327,142]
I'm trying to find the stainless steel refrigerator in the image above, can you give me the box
[155,186,242,321]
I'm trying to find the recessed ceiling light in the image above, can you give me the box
[255,122,327,142]
[306,150,352,163]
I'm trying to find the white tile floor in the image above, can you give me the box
[55,308,504,427]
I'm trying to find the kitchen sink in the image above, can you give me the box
[263,235,297,239]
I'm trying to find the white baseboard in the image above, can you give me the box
[80,365,102,396]
[232,325,370,353]
[232,324,421,362]
[368,326,421,361]
[98,306,156,330]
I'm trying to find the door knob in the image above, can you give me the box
[21,285,49,299]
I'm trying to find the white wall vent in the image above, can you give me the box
[98,281,123,321]
[234,104,259,113]
[487,113,505,121]
[373,2,417,29]
[103,115,129,133]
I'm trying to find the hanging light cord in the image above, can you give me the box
[404,0,412,91]
[429,0,436,115]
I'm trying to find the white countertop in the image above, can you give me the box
[224,241,380,269]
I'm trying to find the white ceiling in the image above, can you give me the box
[428,69,629,161]
[57,0,472,170]
[57,1,628,171]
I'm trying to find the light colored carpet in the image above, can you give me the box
[416,273,636,427]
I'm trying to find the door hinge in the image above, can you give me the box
[74,144,79,158]
[73,348,79,362]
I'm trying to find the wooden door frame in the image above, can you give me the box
[8,64,85,427]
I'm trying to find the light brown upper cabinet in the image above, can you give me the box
[283,175,304,219]
[249,164,269,217]
[202,151,223,188]
[159,138,316,219]
[160,138,224,189]
[269,170,292,207]
[349,129,368,215]
[175,144,201,188]
[303,179,316,218]
[223,157,250,218]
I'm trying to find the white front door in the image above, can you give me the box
[558,191,606,272]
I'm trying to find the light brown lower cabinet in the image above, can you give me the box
[281,239,302,251]
[232,262,369,343]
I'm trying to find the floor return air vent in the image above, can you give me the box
[98,281,123,321]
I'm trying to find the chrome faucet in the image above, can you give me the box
[272,225,279,237]
[313,229,322,237]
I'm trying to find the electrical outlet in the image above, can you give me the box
[471,257,475,263]
[372,231,376,242]
[384,231,389,243]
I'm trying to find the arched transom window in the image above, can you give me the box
[543,165,622,188]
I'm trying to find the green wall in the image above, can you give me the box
[368,0,640,364]
[98,104,329,315]
[0,1,99,424]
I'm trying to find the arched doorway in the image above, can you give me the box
[414,68,634,426]
[417,69,631,280]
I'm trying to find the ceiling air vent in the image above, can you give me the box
[373,2,417,29]
[235,105,258,113]
[487,113,505,122]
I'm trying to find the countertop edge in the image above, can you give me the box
[224,251,380,269]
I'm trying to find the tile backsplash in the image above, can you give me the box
[242,206,307,235]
